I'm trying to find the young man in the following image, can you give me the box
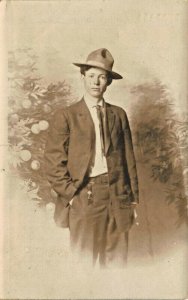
[44,48,139,267]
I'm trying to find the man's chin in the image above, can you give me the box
[90,91,103,98]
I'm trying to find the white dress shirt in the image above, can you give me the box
[84,96,108,177]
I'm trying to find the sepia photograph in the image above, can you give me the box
[0,0,188,299]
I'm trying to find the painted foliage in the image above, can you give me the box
[8,49,188,227]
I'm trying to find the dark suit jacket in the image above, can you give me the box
[44,98,139,231]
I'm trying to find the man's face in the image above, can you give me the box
[82,67,109,98]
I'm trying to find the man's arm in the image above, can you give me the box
[120,108,139,204]
[44,109,77,206]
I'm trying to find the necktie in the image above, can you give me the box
[96,104,110,156]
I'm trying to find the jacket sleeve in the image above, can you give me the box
[120,108,139,204]
[44,109,77,205]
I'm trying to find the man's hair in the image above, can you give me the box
[80,65,113,86]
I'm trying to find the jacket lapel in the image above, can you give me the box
[105,103,115,155]
[77,97,95,151]
[105,103,115,134]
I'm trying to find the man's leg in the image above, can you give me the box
[102,213,129,268]
[69,181,109,266]
[69,174,129,268]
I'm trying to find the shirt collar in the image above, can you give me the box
[84,95,104,109]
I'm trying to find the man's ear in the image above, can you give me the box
[81,74,85,80]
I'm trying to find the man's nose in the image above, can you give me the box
[94,77,100,85]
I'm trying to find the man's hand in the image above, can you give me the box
[69,198,74,206]
[130,202,139,225]
[133,208,138,219]
[131,205,139,226]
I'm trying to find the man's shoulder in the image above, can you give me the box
[106,102,127,117]
[52,99,84,117]
[68,98,85,109]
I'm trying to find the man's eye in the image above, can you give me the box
[101,76,107,80]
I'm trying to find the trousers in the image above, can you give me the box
[69,173,129,268]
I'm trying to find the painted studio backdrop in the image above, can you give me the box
[4,0,188,299]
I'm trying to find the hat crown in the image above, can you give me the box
[73,48,123,79]
[86,48,114,71]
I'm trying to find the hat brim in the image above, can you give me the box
[73,63,123,80]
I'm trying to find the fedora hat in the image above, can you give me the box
[73,48,123,80]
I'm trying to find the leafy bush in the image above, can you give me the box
[131,81,188,226]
